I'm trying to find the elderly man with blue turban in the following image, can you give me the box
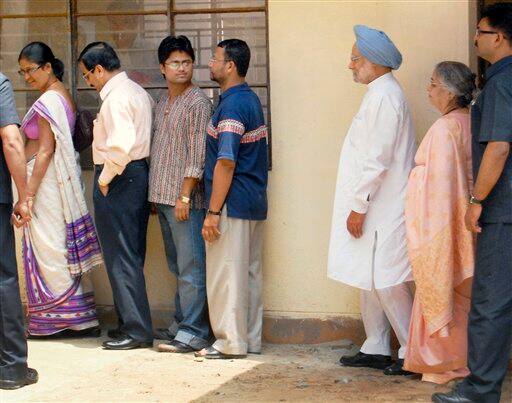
[328,25,416,376]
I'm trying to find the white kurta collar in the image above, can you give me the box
[367,72,394,91]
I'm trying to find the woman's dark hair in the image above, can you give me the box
[158,35,195,64]
[482,2,512,44]
[78,41,121,72]
[18,42,64,81]
[217,39,251,77]
[435,61,477,108]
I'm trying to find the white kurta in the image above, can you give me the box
[328,73,416,290]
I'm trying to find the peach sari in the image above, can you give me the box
[404,110,475,384]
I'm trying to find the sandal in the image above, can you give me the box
[194,346,246,360]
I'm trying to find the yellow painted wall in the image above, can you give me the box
[15,0,476,324]
[262,0,473,318]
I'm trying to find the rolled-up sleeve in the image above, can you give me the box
[184,99,213,179]
[351,94,400,214]
[98,98,136,184]
[0,76,20,128]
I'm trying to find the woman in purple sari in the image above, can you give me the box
[17,42,103,337]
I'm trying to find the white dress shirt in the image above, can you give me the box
[328,72,416,290]
[93,71,153,184]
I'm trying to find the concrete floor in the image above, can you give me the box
[1,335,511,402]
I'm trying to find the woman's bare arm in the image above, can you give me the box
[27,115,55,196]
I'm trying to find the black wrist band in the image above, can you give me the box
[207,209,222,216]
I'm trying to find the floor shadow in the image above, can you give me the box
[190,346,512,403]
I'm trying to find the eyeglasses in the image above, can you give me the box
[209,57,232,64]
[164,60,193,70]
[17,65,42,76]
[428,79,445,88]
[475,28,499,37]
[82,67,95,81]
[349,55,362,63]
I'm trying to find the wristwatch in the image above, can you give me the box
[469,194,484,205]
[179,195,190,204]
[97,178,109,187]
[207,209,222,216]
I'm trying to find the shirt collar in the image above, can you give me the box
[485,55,512,81]
[219,82,249,101]
[100,71,129,100]
[367,71,394,91]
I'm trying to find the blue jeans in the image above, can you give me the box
[156,204,210,348]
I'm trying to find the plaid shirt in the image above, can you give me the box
[149,86,213,208]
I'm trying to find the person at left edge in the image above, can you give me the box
[0,71,38,390]
[78,42,154,350]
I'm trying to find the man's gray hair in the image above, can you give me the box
[434,61,477,108]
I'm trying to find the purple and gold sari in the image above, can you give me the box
[21,90,103,336]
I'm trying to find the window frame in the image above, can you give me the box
[0,0,272,166]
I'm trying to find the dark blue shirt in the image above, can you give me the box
[0,73,20,204]
[205,83,268,220]
[471,55,512,223]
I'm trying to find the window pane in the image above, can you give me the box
[77,0,167,14]
[174,0,265,10]
[76,14,167,88]
[0,17,71,89]
[0,0,67,15]
[175,12,267,87]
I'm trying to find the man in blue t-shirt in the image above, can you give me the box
[433,4,512,403]
[198,39,268,359]
[0,72,38,389]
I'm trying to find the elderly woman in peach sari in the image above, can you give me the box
[404,61,476,384]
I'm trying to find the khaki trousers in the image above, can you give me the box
[206,211,264,355]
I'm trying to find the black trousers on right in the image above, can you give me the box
[459,222,512,403]
[93,160,152,342]
[0,203,28,381]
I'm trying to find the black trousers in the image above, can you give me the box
[93,161,152,342]
[0,203,28,380]
[459,222,512,403]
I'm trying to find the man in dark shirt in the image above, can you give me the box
[433,3,512,403]
[198,39,268,359]
[0,72,38,389]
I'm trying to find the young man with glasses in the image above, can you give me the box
[149,35,213,353]
[433,3,512,402]
[77,42,154,350]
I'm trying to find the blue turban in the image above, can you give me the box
[354,25,402,70]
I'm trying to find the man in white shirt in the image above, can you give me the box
[328,25,415,375]
[78,42,153,350]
